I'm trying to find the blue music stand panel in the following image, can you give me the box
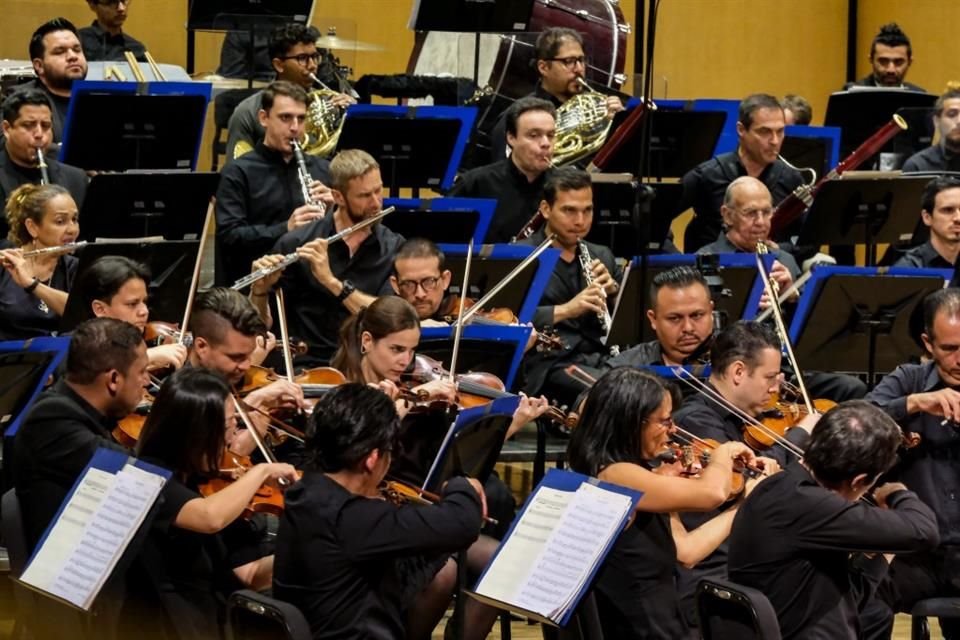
[0,336,71,439]
[419,324,531,389]
[784,124,841,177]
[788,265,952,344]
[692,99,740,155]
[60,80,212,170]
[439,243,561,324]
[343,104,477,191]
[384,197,495,246]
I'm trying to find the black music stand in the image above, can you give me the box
[825,89,936,158]
[600,110,726,179]
[337,105,475,194]
[78,172,217,241]
[60,240,201,331]
[382,197,495,245]
[587,177,678,257]
[797,176,929,266]
[789,266,950,385]
[894,106,936,158]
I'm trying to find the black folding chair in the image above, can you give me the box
[696,577,781,640]
[226,589,311,640]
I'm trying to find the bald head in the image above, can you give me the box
[721,177,774,250]
[724,176,770,208]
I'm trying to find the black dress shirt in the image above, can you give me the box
[447,158,553,243]
[0,145,88,240]
[728,463,939,640]
[867,361,960,544]
[77,21,146,62]
[892,240,954,269]
[216,31,274,81]
[697,232,801,279]
[902,145,960,173]
[274,472,482,640]
[488,83,562,163]
[13,379,127,551]
[214,141,331,286]
[679,151,803,251]
[0,255,77,341]
[13,79,71,144]
[519,229,621,396]
[272,213,404,366]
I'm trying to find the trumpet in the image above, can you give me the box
[36,147,49,185]
[232,206,396,291]
[577,238,611,332]
[291,139,325,213]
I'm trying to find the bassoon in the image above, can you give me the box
[769,114,908,238]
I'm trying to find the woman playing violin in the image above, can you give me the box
[274,383,497,640]
[74,255,187,371]
[0,183,78,340]
[128,367,297,639]
[566,367,778,640]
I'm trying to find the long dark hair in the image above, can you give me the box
[136,368,231,478]
[76,256,151,320]
[304,383,400,473]
[567,368,674,476]
[331,296,420,382]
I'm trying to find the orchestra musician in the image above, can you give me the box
[14,18,88,145]
[843,23,924,92]
[448,97,556,243]
[72,255,188,371]
[250,149,404,367]
[902,86,960,173]
[224,23,354,163]
[0,183,79,341]
[77,0,146,62]
[781,94,813,126]
[893,176,960,269]
[518,167,621,408]
[215,80,334,287]
[0,90,87,238]
[127,367,298,639]
[729,401,939,640]
[12,317,148,551]
[273,383,496,640]
[390,237,454,326]
[487,27,624,163]
[566,367,773,639]
[867,288,960,638]
[680,93,804,252]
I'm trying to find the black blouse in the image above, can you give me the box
[0,255,77,341]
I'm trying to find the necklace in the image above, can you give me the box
[36,272,54,313]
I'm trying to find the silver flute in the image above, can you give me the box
[232,206,396,291]
[577,239,611,332]
[291,139,325,213]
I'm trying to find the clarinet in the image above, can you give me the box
[290,139,325,213]
[577,239,611,333]
[36,147,50,185]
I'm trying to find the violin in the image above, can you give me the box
[114,392,154,447]
[657,440,750,498]
[145,320,309,357]
[198,451,288,518]
[380,477,498,526]
[438,295,565,353]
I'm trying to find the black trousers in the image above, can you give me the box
[877,546,960,639]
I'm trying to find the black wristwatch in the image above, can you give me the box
[336,279,356,302]
[23,277,40,294]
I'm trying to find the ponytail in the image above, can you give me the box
[331,296,420,383]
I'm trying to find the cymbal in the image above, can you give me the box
[315,35,384,52]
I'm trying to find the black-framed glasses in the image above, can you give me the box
[396,276,442,295]
[545,55,587,70]
[280,52,322,66]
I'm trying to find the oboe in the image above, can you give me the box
[577,239,611,332]
[291,139,325,213]
[36,148,50,185]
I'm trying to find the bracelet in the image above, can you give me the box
[23,277,40,294]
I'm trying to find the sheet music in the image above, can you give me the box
[475,481,633,621]
[20,462,166,610]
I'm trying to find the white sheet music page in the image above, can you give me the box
[20,463,165,610]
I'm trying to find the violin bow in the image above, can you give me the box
[179,203,214,346]
[274,289,297,383]
[231,394,289,485]
[448,241,473,380]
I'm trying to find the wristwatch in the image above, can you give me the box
[336,279,356,302]
[23,277,40,294]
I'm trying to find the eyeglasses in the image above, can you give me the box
[396,276,442,295]
[734,207,774,221]
[280,53,322,66]
[545,56,587,70]
[645,417,675,430]
[96,0,131,6]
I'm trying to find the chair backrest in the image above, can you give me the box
[1,488,29,576]
[226,589,311,640]
[696,578,782,640]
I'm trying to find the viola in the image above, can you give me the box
[438,295,565,353]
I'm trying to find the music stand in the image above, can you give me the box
[438,244,561,324]
[789,266,952,385]
[337,105,477,194]
[60,81,211,171]
[692,99,741,156]
[782,125,841,178]
[78,172,217,242]
[824,89,937,158]
[894,106,936,158]
[606,253,770,348]
[600,110,726,179]
[60,240,201,331]
[796,175,929,265]
[382,197,495,245]
[587,177,677,257]
[409,0,535,32]
[418,324,531,390]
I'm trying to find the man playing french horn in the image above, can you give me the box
[225,23,355,163]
